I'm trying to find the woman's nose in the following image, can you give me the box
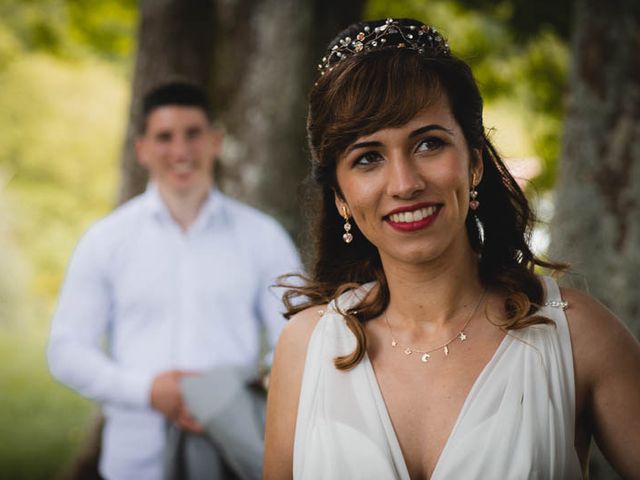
[386,156,425,199]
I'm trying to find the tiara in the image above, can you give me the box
[318,18,450,76]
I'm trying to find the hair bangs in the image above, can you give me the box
[319,50,443,164]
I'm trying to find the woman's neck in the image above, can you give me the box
[381,244,484,330]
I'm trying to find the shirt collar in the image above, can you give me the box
[143,182,225,228]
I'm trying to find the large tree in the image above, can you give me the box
[549,0,640,336]
[549,1,639,478]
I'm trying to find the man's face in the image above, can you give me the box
[136,105,222,196]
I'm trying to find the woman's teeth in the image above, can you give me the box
[389,206,437,223]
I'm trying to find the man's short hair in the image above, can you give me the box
[138,81,214,134]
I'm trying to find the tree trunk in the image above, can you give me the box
[118,0,216,203]
[550,0,640,333]
[210,0,364,235]
[549,0,639,477]
[210,0,310,235]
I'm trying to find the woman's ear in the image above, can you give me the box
[471,148,484,185]
[334,192,350,219]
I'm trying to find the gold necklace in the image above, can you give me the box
[384,290,486,363]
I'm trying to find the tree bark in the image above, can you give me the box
[210,0,364,235]
[549,1,639,477]
[550,0,640,333]
[118,0,216,203]
[210,0,310,235]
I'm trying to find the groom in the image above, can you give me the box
[47,81,300,479]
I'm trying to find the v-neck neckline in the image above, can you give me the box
[363,331,514,480]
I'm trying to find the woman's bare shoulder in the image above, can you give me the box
[264,304,328,480]
[560,286,639,383]
[559,289,640,477]
[559,287,629,340]
[271,304,329,380]
[278,304,328,352]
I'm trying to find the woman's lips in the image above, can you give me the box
[384,204,441,232]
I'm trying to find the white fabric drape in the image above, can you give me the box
[293,276,582,480]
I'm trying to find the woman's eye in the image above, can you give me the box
[416,137,444,153]
[353,151,382,167]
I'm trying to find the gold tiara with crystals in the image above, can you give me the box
[318,18,450,76]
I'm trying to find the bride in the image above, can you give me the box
[263,18,640,479]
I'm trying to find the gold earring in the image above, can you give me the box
[470,174,479,210]
[341,205,353,244]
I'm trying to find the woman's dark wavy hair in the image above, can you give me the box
[283,18,565,370]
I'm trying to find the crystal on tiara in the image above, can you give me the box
[317,19,450,75]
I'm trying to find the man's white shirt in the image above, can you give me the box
[47,184,300,480]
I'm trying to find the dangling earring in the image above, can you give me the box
[474,214,485,247]
[469,175,479,211]
[469,173,484,248]
[341,205,353,244]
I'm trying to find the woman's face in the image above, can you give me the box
[335,94,482,268]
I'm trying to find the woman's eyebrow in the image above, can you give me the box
[346,140,383,153]
[409,124,454,138]
[345,124,454,153]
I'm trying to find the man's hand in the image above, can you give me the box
[150,370,204,433]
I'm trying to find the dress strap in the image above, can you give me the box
[542,275,568,311]
[539,276,572,368]
[330,281,376,315]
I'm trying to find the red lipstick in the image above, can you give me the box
[384,202,441,232]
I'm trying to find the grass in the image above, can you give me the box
[0,326,93,479]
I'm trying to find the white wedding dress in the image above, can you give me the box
[293,276,583,479]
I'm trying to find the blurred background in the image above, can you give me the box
[0,0,637,478]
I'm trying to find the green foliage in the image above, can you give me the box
[0,0,67,55]
[0,0,134,471]
[0,327,93,479]
[0,54,127,302]
[66,0,137,61]
[513,31,568,190]
[0,8,132,474]
[0,0,137,63]
[0,181,28,328]
[455,0,572,41]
